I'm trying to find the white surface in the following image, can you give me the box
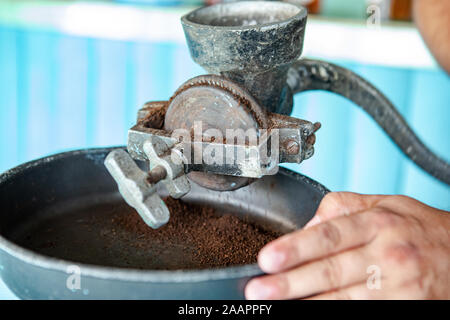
[0,278,18,300]
[302,17,437,69]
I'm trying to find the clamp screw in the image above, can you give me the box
[147,165,167,184]
[286,140,300,155]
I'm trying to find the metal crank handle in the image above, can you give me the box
[104,149,170,229]
[104,136,191,229]
[287,58,450,185]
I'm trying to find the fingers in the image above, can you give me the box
[246,247,371,300]
[258,210,379,273]
[306,282,374,300]
[305,192,384,229]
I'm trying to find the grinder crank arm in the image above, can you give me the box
[287,58,450,185]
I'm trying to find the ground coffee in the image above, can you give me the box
[110,197,283,269]
[16,198,282,270]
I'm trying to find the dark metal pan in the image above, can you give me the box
[0,147,327,299]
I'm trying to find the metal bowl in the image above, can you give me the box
[0,147,327,299]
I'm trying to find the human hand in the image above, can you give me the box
[245,192,450,299]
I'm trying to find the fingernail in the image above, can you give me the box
[304,215,321,229]
[258,247,287,273]
[245,280,276,300]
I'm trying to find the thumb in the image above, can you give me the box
[304,192,384,229]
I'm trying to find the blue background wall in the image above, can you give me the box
[0,26,449,210]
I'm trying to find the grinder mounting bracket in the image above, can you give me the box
[105,75,320,229]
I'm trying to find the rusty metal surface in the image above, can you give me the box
[166,74,269,130]
[268,112,320,163]
[165,74,267,190]
[137,101,168,130]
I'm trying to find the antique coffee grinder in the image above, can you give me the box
[105,1,449,229]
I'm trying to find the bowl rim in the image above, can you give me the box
[181,0,307,32]
[0,147,328,283]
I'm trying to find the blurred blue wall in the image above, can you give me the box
[0,26,449,210]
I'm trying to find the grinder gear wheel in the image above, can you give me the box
[164,75,269,191]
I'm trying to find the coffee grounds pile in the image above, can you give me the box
[109,198,282,269]
[15,198,282,270]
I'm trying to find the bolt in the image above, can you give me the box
[147,165,167,184]
[302,128,309,136]
[286,140,300,155]
[313,122,321,132]
[306,134,316,146]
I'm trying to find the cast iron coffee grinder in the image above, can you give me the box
[105,1,450,229]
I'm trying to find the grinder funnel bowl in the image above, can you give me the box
[182,1,307,114]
